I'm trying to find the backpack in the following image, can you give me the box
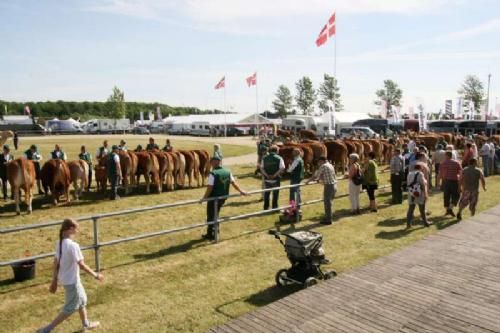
[352,165,364,186]
[407,172,422,197]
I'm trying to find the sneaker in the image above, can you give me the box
[424,222,433,227]
[319,220,332,225]
[457,213,462,221]
[83,321,100,330]
[449,210,455,217]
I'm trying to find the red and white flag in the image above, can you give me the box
[316,12,336,47]
[214,76,225,90]
[246,72,257,87]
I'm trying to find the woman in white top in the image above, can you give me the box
[37,219,104,333]
[347,153,362,214]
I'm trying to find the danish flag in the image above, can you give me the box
[246,72,257,87]
[214,76,225,90]
[316,12,336,47]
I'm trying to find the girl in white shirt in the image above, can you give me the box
[37,219,103,333]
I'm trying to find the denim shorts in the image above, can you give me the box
[62,282,87,315]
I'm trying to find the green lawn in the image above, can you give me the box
[1,153,499,332]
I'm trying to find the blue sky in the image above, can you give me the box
[0,0,499,115]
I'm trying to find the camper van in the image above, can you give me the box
[190,121,211,136]
[84,119,131,134]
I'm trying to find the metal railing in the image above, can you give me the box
[0,177,390,273]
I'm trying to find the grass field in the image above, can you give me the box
[1,139,499,332]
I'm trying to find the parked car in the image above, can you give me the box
[226,127,244,136]
[133,127,150,135]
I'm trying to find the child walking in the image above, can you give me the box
[37,219,103,333]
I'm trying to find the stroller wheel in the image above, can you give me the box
[324,271,337,280]
[275,269,289,287]
[304,277,318,288]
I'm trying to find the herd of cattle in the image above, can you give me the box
[4,129,500,215]
[6,149,210,215]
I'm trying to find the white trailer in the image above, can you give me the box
[84,119,131,134]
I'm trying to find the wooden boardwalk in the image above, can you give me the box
[209,206,500,333]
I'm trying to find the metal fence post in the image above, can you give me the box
[294,186,300,224]
[213,198,219,243]
[92,217,101,272]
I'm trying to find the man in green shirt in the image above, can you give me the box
[457,158,486,221]
[50,144,67,161]
[146,137,159,151]
[287,148,304,209]
[24,144,44,194]
[79,145,93,192]
[107,145,122,200]
[200,156,247,241]
[260,145,285,210]
[0,144,13,200]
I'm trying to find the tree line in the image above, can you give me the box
[1,86,224,122]
[272,74,488,118]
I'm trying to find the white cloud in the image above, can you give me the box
[84,0,463,22]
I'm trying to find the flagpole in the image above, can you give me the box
[224,77,227,137]
[254,71,259,139]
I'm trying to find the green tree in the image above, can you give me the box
[106,86,127,118]
[375,80,403,116]
[272,85,293,117]
[318,74,343,113]
[458,75,485,113]
[295,76,316,115]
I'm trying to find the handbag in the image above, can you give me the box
[352,166,364,186]
[407,172,422,197]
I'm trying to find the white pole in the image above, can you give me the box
[254,71,258,138]
[331,13,337,134]
[224,80,227,137]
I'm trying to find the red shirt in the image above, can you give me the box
[439,158,462,181]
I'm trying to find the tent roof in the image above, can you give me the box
[321,112,373,124]
[164,113,271,125]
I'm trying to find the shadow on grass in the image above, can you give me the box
[133,238,206,261]
[214,285,300,319]
[375,215,459,239]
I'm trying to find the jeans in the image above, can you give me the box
[442,179,460,209]
[264,179,280,210]
[407,202,428,226]
[109,175,120,199]
[390,174,403,204]
[323,184,337,222]
[482,156,490,177]
[206,198,226,238]
[289,182,301,208]
[88,167,93,191]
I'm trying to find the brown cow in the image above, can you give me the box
[94,165,107,193]
[299,129,318,141]
[7,158,36,214]
[179,150,200,188]
[174,151,186,188]
[68,160,89,201]
[41,159,71,205]
[118,150,138,194]
[277,129,292,138]
[151,150,175,191]
[324,140,348,174]
[135,151,161,193]
[193,149,210,186]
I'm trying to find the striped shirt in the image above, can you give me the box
[439,158,462,181]
[390,155,405,175]
[315,162,337,185]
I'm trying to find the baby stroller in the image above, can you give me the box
[269,230,336,288]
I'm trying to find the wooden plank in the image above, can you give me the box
[209,205,500,333]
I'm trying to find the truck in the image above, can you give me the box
[84,119,131,134]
